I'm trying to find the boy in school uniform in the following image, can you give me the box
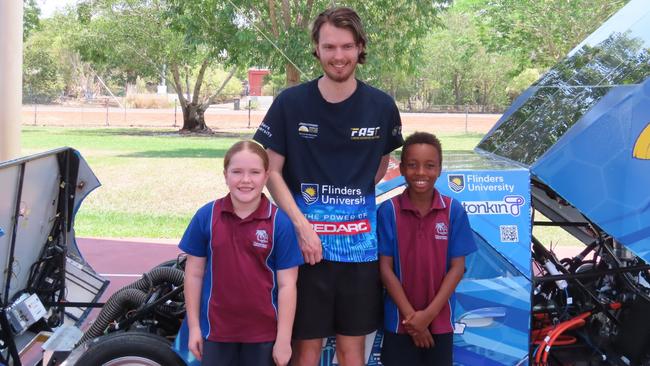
[378,132,477,366]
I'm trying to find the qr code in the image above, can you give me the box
[500,225,519,242]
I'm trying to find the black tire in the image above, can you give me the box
[75,332,185,366]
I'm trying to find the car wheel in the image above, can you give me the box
[75,332,185,366]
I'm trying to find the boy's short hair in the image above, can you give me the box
[311,7,368,64]
[401,132,443,165]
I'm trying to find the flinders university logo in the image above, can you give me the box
[301,183,319,205]
[448,174,465,193]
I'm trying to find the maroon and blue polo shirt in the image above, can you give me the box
[179,194,303,343]
[378,189,477,334]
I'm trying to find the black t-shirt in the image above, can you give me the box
[254,78,403,262]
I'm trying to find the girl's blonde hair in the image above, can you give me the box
[223,140,269,171]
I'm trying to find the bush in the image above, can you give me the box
[125,94,173,109]
[23,47,63,103]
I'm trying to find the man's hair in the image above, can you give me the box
[311,7,368,64]
[401,132,443,165]
[224,140,269,171]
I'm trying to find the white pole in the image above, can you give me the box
[0,0,23,161]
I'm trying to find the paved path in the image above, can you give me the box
[77,236,584,300]
[77,237,181,299]
[23,105,501,134]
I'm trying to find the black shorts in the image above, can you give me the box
[293,260,382,339]
[380,331,453,366]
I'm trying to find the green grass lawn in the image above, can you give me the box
[22,127,484,239]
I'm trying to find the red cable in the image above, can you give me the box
[534,312,590,365]
[542,318,586,364]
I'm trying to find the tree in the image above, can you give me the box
[416,9,516,109]
[23,0,40,40]
[168,0,449,89]
[68,0,241,132]
[473,0,629,71]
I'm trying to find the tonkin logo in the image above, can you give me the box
[462,195,526,217]
[301,183,319,205]
[448,174,465,193]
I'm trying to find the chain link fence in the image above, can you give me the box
[22,93,502,134]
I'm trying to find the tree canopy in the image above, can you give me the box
[22,0,630,128]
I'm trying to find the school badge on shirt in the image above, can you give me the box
[435,222,448,240]
[253,229,269,249]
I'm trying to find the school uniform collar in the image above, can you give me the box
[221,193,272,220]
[398,188,447,216]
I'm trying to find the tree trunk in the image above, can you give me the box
[181,102,210,132]
[453,74,462,106]
[170,62,212,133]
[286,63,300,86]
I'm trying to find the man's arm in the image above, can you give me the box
[266,148,322,265]
[273,267,299,366]
[374,154,391,184]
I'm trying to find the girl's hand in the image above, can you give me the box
[188,326,203,361]
[273,341,292,366]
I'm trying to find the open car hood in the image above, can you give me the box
[0,147,107,326]
[475,0,650,262]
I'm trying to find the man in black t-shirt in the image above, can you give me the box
[253,7,403,366]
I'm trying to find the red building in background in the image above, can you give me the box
[247,69,270,96]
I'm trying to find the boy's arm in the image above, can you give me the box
[403,256,466,334]
[266,149,322,265]
[380,255,434,348]
[273,267,299,366]
[184,254,206,361]
[379,255,416,323]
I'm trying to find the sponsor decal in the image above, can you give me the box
[351,126,381,140]
[257,122,272,138]
[448,174,465,193]
[633,123,650,159]
[435,222,448,240]
[461,195,526,217]
[392,125,402,137]
[300,183,365,205]
[301,183,319,205]
[253,229,269,249]
[499,225,519,243]
[311,219,371,235]
[463,174,515,193]
[298,122,319,139]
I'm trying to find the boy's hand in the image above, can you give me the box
[272,340,292,366]
[411,330,435,348]
[403,310,433,334]
[188,326,203,361]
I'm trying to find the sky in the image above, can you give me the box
[37,0,78,18]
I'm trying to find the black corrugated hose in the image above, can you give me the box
[77,267,184,345]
